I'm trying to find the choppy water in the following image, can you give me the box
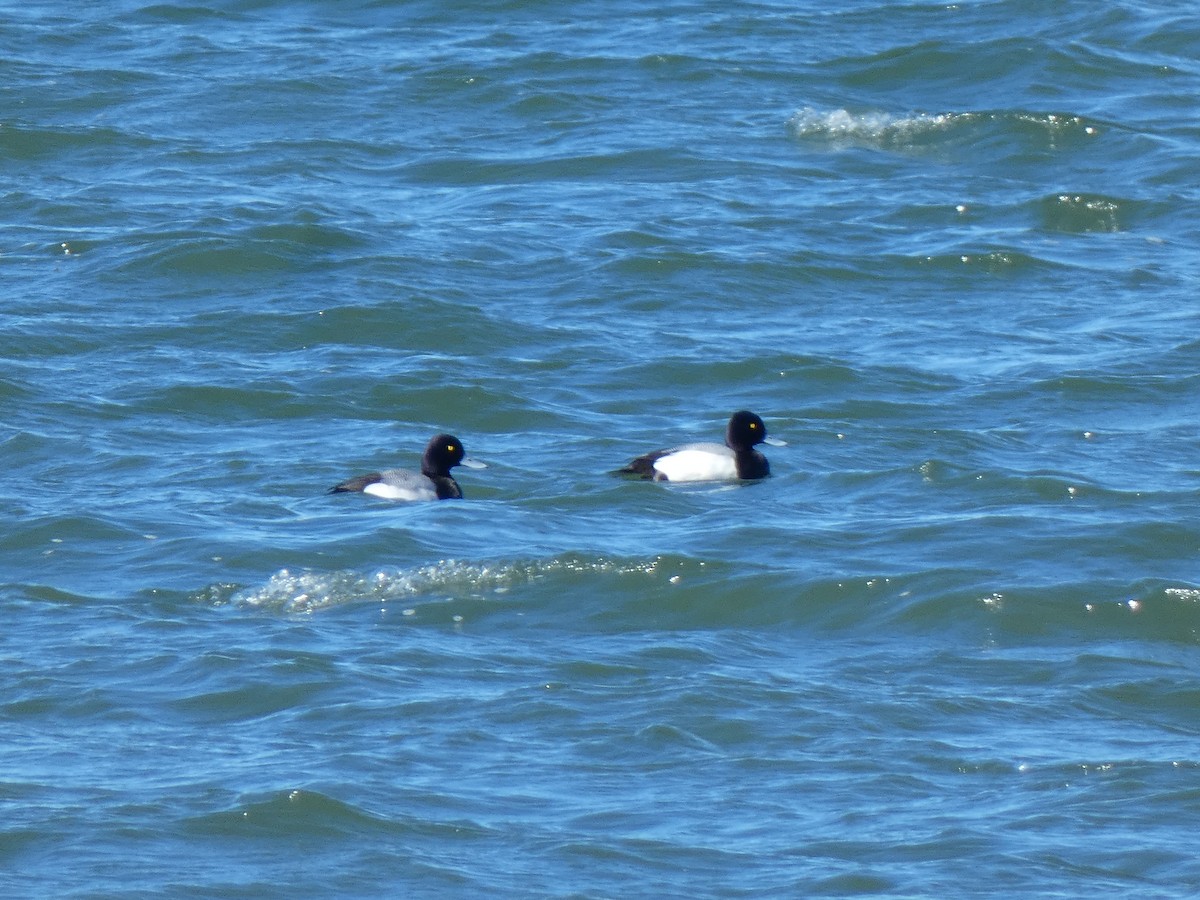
[3,1,1200,896]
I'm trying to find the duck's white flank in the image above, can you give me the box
[652,444,738,482]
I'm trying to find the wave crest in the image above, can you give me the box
[214,555,668,615]
[788,107,1099,152]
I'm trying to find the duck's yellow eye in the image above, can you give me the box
[750,422,758,429]
[447,444,457,452]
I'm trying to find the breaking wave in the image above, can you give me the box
[787,107,1101,152]
[203,555,672,616]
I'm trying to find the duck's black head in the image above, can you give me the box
[421,433,467,478]
[725,410,768,453]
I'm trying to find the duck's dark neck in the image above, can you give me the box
[733,449,769,480]
[430,475,463,499]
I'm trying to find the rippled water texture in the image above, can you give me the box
[2,1,1200,896]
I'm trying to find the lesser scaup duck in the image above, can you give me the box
[329,433,485,501]
[619,410,781,482]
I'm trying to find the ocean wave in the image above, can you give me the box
[0,122,157,163]
[981,581,1200,646]
[183,788,477,840]
[1036,192,1133,233]
[197,555,1200,647]
[211,554,873,630]
[108,220,370,278]
[215,555,668,616]
[910,249,1050,273]
[787,107,1101,154]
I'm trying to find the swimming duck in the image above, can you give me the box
[619,410,781,483]
[329,433,484,501]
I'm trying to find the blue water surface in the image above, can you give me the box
[2,1,1200,896]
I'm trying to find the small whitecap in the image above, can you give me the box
[224,554,673,616]
[1165,588,1200,603]
[788,106,971,151]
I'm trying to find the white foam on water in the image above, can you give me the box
[788,106,962,147]
[787,107,1097,151]
[227,555,672,615]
